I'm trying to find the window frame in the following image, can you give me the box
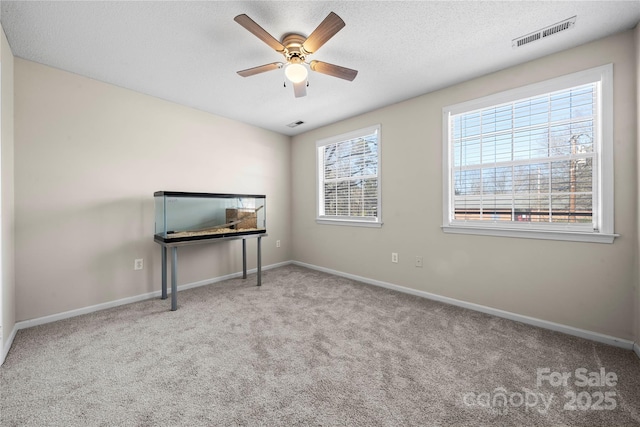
[442,64,616,243]
[316,124,382,227]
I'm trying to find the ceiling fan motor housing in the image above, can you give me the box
[282,34,308,64]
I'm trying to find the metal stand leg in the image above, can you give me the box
[242,239,247,279]
[171,247,178,311]
[257,236,262,286]
[161,246,167,300]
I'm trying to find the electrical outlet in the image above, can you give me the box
[391,253,398,263]
[276,240,281,248]
[134,259,144,270]
[415,256,423,268]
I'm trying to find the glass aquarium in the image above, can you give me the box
[154,191,266,243]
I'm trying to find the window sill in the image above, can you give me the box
[441,225,617,244]
[316,219,383,228]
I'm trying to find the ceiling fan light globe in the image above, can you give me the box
[285,63,308,83]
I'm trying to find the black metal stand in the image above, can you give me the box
[157,234,265,311]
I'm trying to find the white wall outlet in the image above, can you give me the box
[415,256,423,268]
[134,259,144,270]
[276,240,281,248]
[391,252,398,263]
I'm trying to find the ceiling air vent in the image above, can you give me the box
[287,120,305,128]
[512,16,576,48]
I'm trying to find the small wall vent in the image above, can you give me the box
[512,16,576,48]
[287,120,305,128]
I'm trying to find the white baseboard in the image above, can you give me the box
[1,325,17,366]
[14,261,293,331]
[6,260,636,361]
[292,261,635,351]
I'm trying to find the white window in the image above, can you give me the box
[316,125,382,227]
[442,64,616,243]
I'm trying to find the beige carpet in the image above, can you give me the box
[1,264,639,426]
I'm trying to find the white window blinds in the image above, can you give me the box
[317,125,382,226]
[450,83,598,231]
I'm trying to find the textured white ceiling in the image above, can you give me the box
[2,1,639,136]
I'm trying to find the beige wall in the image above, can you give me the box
[14,59,291,321]
[1,23,15,354]
[292,30,638,340]
[636,23,640,347]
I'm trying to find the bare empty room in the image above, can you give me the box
[1,1,640,426]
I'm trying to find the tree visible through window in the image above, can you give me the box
[452,84,595,224]
[317,125,382,226]
[442,65,615,243]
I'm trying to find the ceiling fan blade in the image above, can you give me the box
[234,14,285,52]
[293,80,307,98]
[309,60,358,81]
[302,12,345,54]
[237,62,283,77]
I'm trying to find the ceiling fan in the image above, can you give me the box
[234,12,358,98]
